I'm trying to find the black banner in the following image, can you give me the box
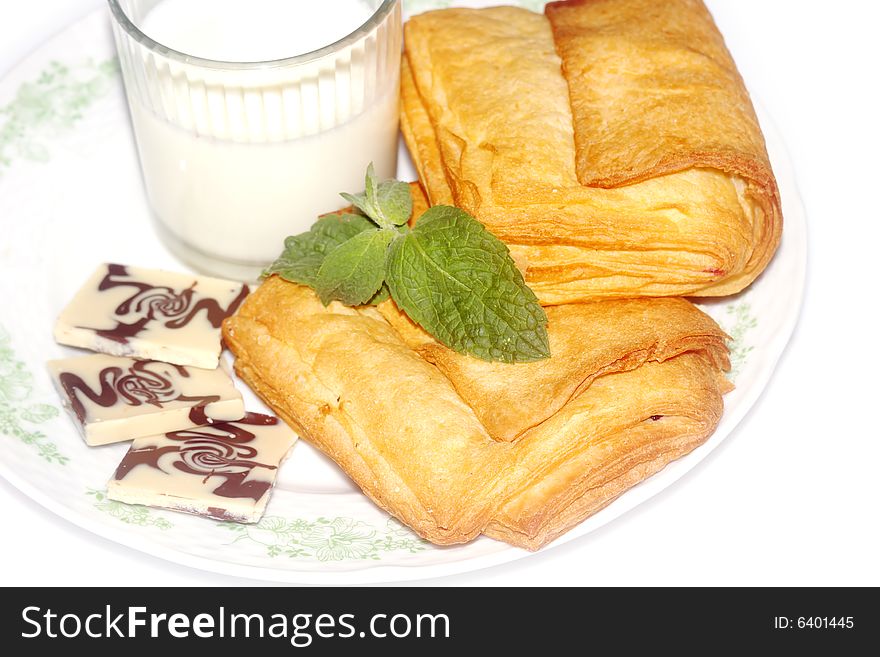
[0,587,875,654]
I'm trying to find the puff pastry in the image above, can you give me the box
[223,277,731,549]
[401,0,782,303]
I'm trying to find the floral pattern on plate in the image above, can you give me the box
[0,58,117,175]
[219,516,428,562]
[0,325,65,464]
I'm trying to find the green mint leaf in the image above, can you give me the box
[315,228,396,306]
[385,206,550,363]
[367,283,391,306]
[338,164,383,225]
[312,213,375,243]
[262,238,322,285]
[376,180,413,226]
[339,191,373,220]
[339,164,412,228]
[364,163,381,219]
[263,213,373,285]
[270,166,547,362]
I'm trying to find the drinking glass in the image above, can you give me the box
[108,0,402,280]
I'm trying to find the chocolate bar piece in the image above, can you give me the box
[54,263,248,369]
[47,354,245,446]
[106,413,297,523]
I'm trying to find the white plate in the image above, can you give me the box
[0,1,806,583]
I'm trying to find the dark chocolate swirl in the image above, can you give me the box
[113,413,281,502]
[124,284,196,322]
[58,360,217,423]
[82,264,249,344]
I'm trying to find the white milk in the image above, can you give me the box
[116,0,401,279]
[142,0,375,63]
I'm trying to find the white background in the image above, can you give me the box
[1,0,878,586]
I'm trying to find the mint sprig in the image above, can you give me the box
[264,165,550,363]
[385,206,550,362]
[263,213,373,286]
[340,164,412,229]
[315,228,395,305]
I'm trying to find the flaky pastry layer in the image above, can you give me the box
[402,0,782,302]
[223,278,730,549]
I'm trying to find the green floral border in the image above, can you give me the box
[219,516,428,562]
[0,325,66,464]
[724,302,757,380]
[404,0,454,11]
[86,489,174,530]
[85,484,428,562]
[0,58,118,177]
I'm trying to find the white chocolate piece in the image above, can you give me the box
[47,354,245,446]
[53,263,249,369]
[106,413,297,523]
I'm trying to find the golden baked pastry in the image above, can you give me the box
[401,0,782,303]
[223,277,731,549]
[377,297,729,442]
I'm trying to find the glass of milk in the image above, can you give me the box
[108,0,402,280]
